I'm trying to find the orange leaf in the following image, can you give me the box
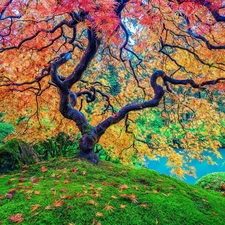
[119,184,128,190]
[26,196,31,200]
[31,204,40,212]
[41,166,47,173]
[60,195,73,200]
[89,200,97,205]
[53,199,64,207]
[140,203,147,208]
[120,193,127,198]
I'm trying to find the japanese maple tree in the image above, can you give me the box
[0,0,225,176]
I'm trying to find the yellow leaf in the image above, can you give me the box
[111,196,117,199]
[96,212,104,217]
[45,205,54,210]
[103,203,114,211]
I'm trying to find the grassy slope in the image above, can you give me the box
[0,158,225,225]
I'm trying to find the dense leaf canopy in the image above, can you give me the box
[0,0,225,176]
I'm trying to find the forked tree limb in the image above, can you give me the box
[94,70,225,138]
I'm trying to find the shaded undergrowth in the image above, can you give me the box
[0,158,225,225]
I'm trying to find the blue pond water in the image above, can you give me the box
[145,148,225,184]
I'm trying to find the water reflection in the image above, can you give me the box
[145,148,225,184]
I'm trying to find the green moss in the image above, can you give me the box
[0,139,38,173]
[0,158,225,224]
[195,172,225,192]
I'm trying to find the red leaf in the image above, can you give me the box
[6,193,13,199]
[9,214,23,223]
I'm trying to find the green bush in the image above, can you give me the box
[33,132,114,162]
[195,172,225,192]
[0,122,14,145]
[33,132,80,160]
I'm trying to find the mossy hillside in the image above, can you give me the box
[195,172,225,192]
[0,158,225,225]
[0,139,38,173]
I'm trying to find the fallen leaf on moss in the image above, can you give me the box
[103,203,114,211]
[81,171,86,176]
[132,185,139,190]
[129,194,138,203]
[90,193,100,198]
[120,184,128,190]
[74,192,83,197]
[53,199,64,207]
[60,195,73,200]
[9,214,23,223]
[140,204,147,208]
[120,193,127,198]
[41,166,47,173]
[120,204,126,209]
[70,168,78,173]
[89,200,97,205]
[96,212,104,217]
[32,178,40,183]
[45,205,54,210]
[31,204,40,212]
[111,196,117,199]
[6,193,13,199]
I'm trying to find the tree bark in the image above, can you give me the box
[77,133,99,163]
